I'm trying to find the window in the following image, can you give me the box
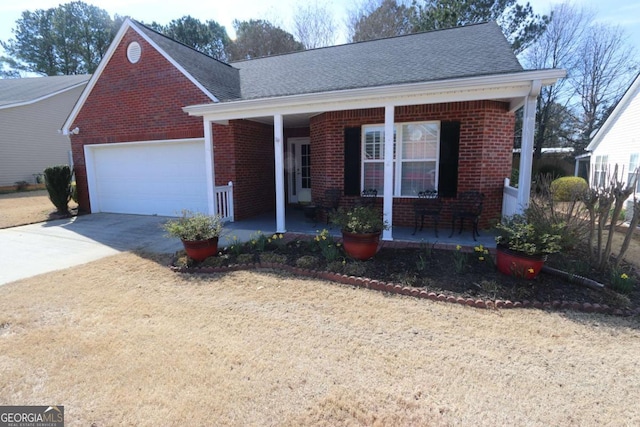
[361,121,439,197]
[593,155,609,188]
[629,153,640,193]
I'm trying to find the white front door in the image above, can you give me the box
[287,137,311,203]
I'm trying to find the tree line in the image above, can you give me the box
[1,0,637,158]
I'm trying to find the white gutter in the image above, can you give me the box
[183,69,566,120]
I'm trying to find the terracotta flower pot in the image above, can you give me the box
[182,237,219,262]
[341,230,381,261]
[496,245,546,280]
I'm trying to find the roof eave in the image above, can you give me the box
[0,79,89,111]
[184,69,566,121]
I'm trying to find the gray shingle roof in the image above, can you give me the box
[135,22,241,101]
[133,21,522,103]
[231,22,523,100]
[0,75,91,108]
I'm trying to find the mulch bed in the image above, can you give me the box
[170,234,640,317]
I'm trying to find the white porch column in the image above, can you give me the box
[274,114,286,233]
[203,118,217,216]
[382,105,395,241]
[516,80,542,213]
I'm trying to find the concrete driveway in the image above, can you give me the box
[0,213,184,285]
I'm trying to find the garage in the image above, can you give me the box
[85,139,208,216]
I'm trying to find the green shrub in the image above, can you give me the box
[342,261,368,277]
[259,253,287,264]
[236,253,255,264]
[44,165,72,214]
[550,176,588,202]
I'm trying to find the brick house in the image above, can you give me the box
[63,19,564,241]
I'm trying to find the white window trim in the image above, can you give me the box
[629,153,640,193]
[361,120,440,197]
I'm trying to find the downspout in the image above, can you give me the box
[516,80,542,212]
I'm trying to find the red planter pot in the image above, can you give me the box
[341,231,381,261]
[182,237,219,262]
[496,245,546,280]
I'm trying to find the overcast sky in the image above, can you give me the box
[1,0,639,62]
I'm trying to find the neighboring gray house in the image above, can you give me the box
[0,75,90,187]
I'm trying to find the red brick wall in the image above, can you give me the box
[213,120,275,220]
[310,102,515,228]
[70,28,213,212]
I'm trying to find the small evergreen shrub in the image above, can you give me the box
[44,165,72,214]
[259,253,287,264]
[295,255,320,269]
[236,253,256,264]
[550,176,588,202]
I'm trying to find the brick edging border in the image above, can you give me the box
[169,262,640,317]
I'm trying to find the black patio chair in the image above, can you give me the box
[449,191,484,241]
[412,190,442,237]
[359,188,378,207]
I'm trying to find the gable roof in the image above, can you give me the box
[232,22,523,100]
[0,75,90,109]
[134,22,240,101]
[586,72,640,152]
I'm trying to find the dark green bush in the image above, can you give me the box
[44,165,72,214]
[550,176,588,202]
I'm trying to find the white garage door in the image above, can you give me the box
[87,139,208,216]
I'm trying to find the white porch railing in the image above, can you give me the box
[215,181,234,222]
[502,178,519,218]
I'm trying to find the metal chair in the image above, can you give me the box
[412,190,442,236]
[449,191,484,241]
[359,188,378,207]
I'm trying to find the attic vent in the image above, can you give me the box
[127,42,141,64]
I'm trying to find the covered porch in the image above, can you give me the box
[222,206,496,251]
[185,70,566,242]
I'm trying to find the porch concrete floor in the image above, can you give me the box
[224,206,496,251]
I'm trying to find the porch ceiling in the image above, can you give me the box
[250,113,315,128]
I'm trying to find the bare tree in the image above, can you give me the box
[292,1,337,49]
[522,3,592,159]
[347,0,413,42]
[573,23,638,151]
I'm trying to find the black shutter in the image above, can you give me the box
[344,127,361,196]
[438,121,460,198]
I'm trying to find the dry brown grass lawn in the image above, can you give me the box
[1,253,639,426]
[0,190,77,229]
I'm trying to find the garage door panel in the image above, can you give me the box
[90,140,208,216]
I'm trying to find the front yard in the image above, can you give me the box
[0,190,77,229]
[1,252,640,425]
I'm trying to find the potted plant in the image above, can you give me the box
[163,210,224,261]
[332,205,389,260]
[494,214,562,279]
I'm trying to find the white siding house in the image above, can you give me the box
[0,75,90,187]
[587,73,640,197]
